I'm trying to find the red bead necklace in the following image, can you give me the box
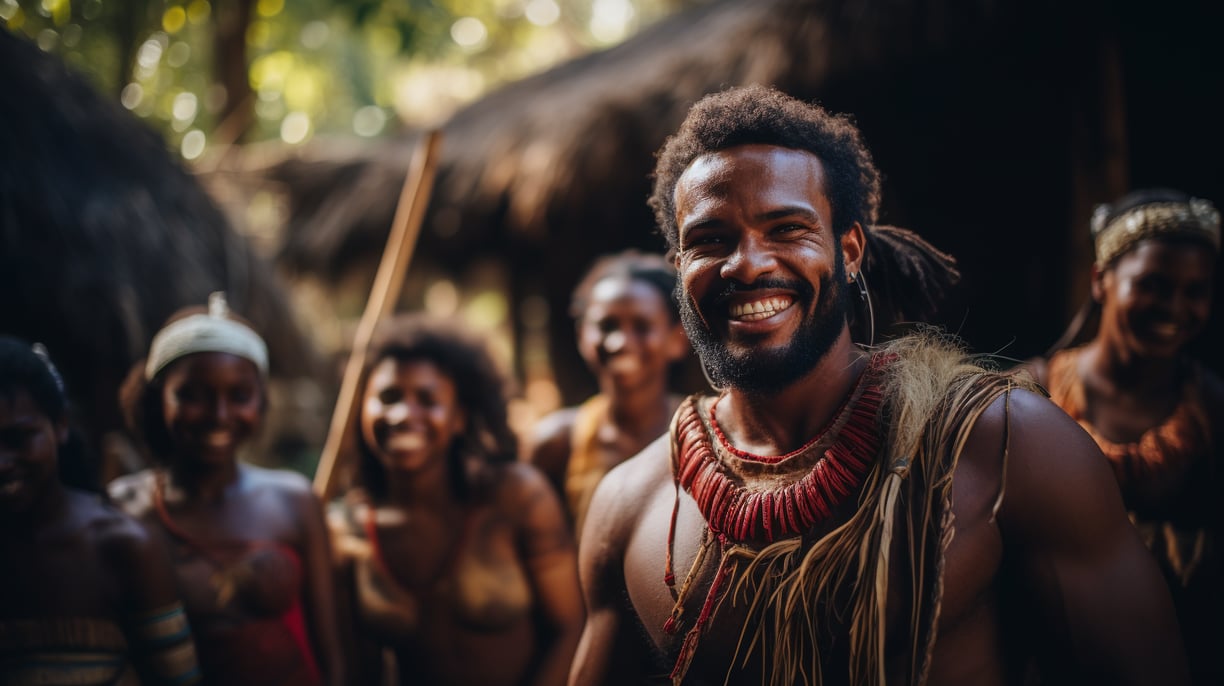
[674,359,885,543]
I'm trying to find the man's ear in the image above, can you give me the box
[841,222,866,277]
[54,417,69,445]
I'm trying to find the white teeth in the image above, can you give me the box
[388,434,426,451]
[730,297,793,320]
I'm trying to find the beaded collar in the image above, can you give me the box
[672,355,887,544]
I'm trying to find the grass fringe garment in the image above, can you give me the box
[666,331,1032,685]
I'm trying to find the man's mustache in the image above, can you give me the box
[702,278,815,310]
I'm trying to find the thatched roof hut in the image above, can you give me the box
[0,30,321,473]
[216,0,1224,403]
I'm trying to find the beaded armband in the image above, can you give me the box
[130,603,202,685]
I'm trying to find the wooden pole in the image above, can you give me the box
[313,130,444,501]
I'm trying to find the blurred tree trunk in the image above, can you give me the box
[214,0,255,144]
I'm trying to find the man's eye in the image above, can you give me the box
[685,234,724,248]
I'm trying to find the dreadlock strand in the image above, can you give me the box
[862,226,961,330]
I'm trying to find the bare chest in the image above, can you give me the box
[359,506,533,637]
[0,536,120,618]
[622,458,1006,684]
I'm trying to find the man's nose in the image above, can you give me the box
[720,234,777,284]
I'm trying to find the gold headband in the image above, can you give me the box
[1091,198,1220,267]
[145,292,269,381]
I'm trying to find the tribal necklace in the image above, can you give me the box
[661,355,888,682]
[671,357,885,545]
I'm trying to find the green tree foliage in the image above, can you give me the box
[2,0,683,159]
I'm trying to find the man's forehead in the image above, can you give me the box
[677,144,826,195]
[674,144,829,224]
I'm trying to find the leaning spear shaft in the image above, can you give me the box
[313,129,444,502]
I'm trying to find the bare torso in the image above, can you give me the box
[2,490,149,620]
[334,461,582,686]
[576,385,1186,686]
[109,464,334,685]
[611,395,1013,685]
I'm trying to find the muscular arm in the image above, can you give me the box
[509,463,585,686]
[287,484,346,686]
[568,452,656,686]
[991,389,1188,684]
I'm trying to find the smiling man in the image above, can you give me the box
[568,86,1189,686]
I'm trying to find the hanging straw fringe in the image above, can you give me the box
[666,328,1037,686]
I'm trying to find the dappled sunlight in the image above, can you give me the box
[4,0,676,157]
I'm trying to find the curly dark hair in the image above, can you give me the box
[353,314,517,501]
[119,304,267,464]
[649,85,881,251]
[569,249,680,323]
[0,336,97,491]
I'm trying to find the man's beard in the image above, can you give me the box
[679,260,849,394]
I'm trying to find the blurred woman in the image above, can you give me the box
[1028,189,1222,684]
[0,336,200,685]
[108,293,344,686]
[330,314,582,686]
[525,251,690,537]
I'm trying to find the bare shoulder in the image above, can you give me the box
[962,387,1127,542]
[68,491,181,609]
[529,407,581,452]
[241,462,313,492]
[583,433,671,545]
[486,461,576,559]
[241,463,317,507]
[961,386,1106,481]
[602,433,672,496]
[69,490,164,571]
[955,382,1188,683]
[494,460,560,506]
[525,406,580,480]
[106,469,158,518]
